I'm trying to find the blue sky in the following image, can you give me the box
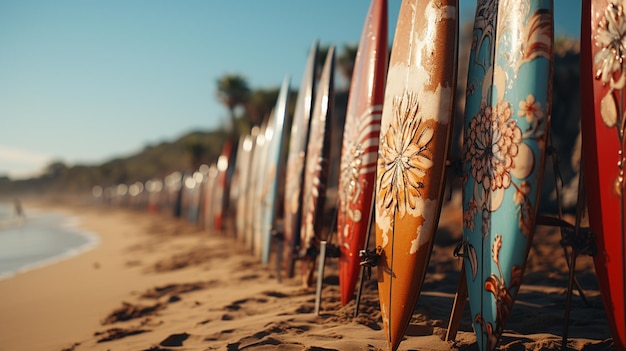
[0,0,581,179]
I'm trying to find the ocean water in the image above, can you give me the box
[0,203,99,281]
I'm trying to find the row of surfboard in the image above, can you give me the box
[97,1,625,350]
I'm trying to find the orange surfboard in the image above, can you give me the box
[337,0,388,306]
[374,1,458,350]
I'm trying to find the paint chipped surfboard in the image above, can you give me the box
[337,0,387,306]
[260,77,291,265]
[283,41,318,277]
[461,1,553,350]
[374,1,458,350]
[300,46,335,286]
[581,1,626,349]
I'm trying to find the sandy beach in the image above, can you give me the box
[0,196,616,351]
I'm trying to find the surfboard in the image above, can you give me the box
[260,77,291,265]
[581,1,626,349]
[169,171,184,219]
[283,41,318,277]
[229,137,246,236]
[337,0,387,306]
[239,127,261,247]
[252,120,271,257]
[202,165,218,232]
[179,174,192,220]
[213,140,233,232]
[186,172,202,225]
[300,46,335,287]
[461,1,553,350]
[234,134,255,240]
[145,179,163,214]
[374,1,458,350]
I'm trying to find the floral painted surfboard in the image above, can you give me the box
[581,1,626,349]
[300,47,335,287]
[374,1,458,350]
[260,77,291,265]
[460,1,553,350]
[337,0,387,306]
[283,41,318,277]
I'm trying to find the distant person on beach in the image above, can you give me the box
[13,198,24,219]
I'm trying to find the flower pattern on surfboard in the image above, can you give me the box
[461,1,553,350]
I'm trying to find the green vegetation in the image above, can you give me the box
[1,129,231,196]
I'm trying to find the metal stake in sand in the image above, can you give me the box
[445,262,468,341]
[314,240,327,316]
[354,185,378,317]
[274,226,284,283]
[440,158,468,341]
[313,208,339,315]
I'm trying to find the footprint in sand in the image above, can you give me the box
[159,332,189,347]
[225,322,310,351]
[221,296,270,319]
[262,290,288,298]
[220,292,295,322]
[140,281,213,299]
[204,328,235,342]
[94,326,150,343]
[102,302,164,324]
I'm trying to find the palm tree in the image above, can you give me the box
[337,43,358,84]
[216,74,251,135]
[246,87,279,126]
[316,44,357,89]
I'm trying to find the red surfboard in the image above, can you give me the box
[337,0,387,306]
[581,2,626,349]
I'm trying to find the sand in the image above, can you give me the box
[0,197,617,351]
